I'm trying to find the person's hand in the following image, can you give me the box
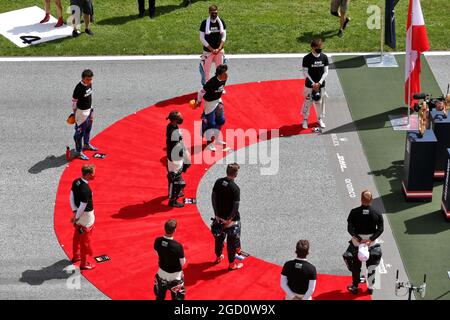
[313,83,320,91]
[212,49,219,54]
[362,239,372,245]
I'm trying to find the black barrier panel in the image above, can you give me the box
[402,130,437,201]
[429,110,450,177]
[385,0,398,49]
[441,149,450,220]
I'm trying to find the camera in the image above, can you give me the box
[413,84,450,116]
[412,93,448,114]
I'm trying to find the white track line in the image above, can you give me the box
[0,51,449,62]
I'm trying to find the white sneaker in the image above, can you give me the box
[319,119,326,128]
[207,143,217,151]
[222,89,227,94]
[302,120,308,129]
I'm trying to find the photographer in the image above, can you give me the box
[344,190,383,295]
[211,163,244,271]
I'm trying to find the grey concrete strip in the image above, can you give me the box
[426,56,450,95]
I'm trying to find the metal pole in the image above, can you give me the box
[407,1,413,126]
[408,63,411,126]
[380,0,385,63]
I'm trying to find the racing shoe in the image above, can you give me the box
[228,261,243,271]
[214,254,224,264]
[78,152,89,161]
[347,284,359,294]
[169,200,184,208]
[80,262,96,270]
[367,287,374,295]
[83,143,98,151]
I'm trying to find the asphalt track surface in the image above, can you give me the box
[0,55,448,300]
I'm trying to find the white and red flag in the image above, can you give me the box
[405,0,430,108]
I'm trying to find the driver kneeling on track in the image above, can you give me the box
[343,190,384,295]
[211,163,245,271]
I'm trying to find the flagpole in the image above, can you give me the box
[408,60,411,126]
[380,0,385,63]
[407,1,414,127]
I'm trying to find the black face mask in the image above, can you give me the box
[210,12,218,19]
[177,118,184,125]
[315,48,323,54]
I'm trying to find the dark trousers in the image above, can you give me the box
[138,0,155,16]
[167,168,186,202]
[346,243,379,287]
[201,104,226,143]
[74,110,93,153]
[154,273,185,300]
[214,221,241,263]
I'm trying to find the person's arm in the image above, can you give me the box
[199,31,214,51]
[211,191,220,219]
[72,86,79,112]
[70,191,77,212]
[318,66,329,85]
[370,212,384,241]
[280,275,296,299]
[227,185,240,221]
[218,29,226,50]
[302,67,314,85]
[228,201,239,221]
[302,280,316,300]
[197,88,206,105]
[347,211,362,241]
[179,245,186,267]
[75,202,87,221]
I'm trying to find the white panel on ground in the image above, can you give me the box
[0,6,72,48]
[389,114,419,131]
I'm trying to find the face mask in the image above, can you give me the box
[177,118,184,125]
[315,48,322,54]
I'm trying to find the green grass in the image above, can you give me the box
[0,0,449,56]
[334,55,450,300]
